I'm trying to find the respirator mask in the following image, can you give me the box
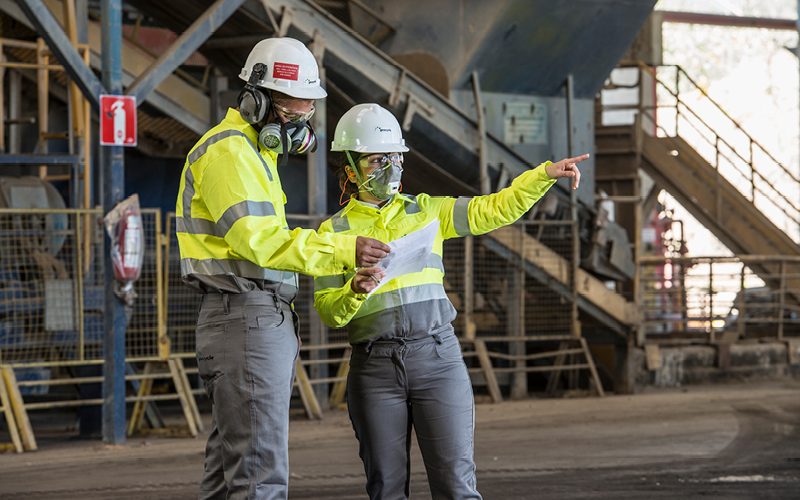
[258,102,317,166]
[347,152,404,201]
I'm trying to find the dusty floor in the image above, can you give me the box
[0,381,799,499]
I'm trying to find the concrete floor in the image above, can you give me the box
[0,380,798,499]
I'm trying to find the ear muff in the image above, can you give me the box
[238,63,270,124]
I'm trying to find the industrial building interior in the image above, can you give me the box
[0,0,798,498]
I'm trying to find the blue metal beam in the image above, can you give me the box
[14,0,105,111]
[125,0,246,104]
[100,0,127,447]
[0,154,79,164]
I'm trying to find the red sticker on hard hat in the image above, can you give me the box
[273,62,300,81]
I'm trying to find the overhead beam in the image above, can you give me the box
[125,0,246,104]
[14,0,105,111]
[659,10,797,31]
[203,34,267,49]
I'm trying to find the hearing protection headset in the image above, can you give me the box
[238,63,270,124]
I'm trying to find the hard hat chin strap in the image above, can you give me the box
[345,150,372,194]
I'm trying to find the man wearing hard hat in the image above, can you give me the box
[176,38,391,500]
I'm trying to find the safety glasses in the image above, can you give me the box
[359,153,404,171]
[273,102,316,123]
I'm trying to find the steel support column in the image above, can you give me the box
[100,0,126,446]
[125,0,246,104]
[8,70,21,154]
[14,0,104,111]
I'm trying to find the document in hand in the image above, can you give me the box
[367,219,440,297]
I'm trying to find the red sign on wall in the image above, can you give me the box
[100,94,137,146]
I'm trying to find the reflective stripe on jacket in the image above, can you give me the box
[176,108,357,296]
[313,162,555,343]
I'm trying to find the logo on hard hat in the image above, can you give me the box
[374,126,391,132]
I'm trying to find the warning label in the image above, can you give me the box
[273,62,299,81]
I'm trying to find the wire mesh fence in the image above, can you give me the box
[0,208,102,365]
[164,212,201,357]
[0,208,167,366]
[476,221,576,339]
[126,209,163,360]
[466,221,580,392]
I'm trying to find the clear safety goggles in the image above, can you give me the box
[273,102,316,123]
[358,153,404,172]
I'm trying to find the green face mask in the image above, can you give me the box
[346,152,404,201]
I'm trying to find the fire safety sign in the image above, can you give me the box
[100,94,137,146]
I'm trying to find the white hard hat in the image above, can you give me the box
[239,37,327,99]
[330,103,409,153]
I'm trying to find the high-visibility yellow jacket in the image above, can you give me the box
[176,109,357,297]
[314,162,556,343]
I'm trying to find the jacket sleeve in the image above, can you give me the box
[437,162,556,239]
[313,273,367,328]
[199,148,357,276]
[313,219,367,327]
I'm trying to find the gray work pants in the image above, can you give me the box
[195,291,299,500]
[347,327,482,500]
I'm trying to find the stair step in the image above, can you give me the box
[595,125,636,136]
[594,147,639,155]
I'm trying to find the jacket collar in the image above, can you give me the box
[340,193,414,217]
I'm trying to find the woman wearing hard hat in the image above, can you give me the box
[314,103,587,499]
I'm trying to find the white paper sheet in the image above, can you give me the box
[367,219,440,297]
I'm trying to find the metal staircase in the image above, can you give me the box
[596,62,800,303]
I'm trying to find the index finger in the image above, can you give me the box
[567,154,590,164]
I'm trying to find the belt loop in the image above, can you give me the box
[273,294,285,326]
[433,333,443,345]
[391,337,407,349]
[364,340,373,354]
[222,293,229,315]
